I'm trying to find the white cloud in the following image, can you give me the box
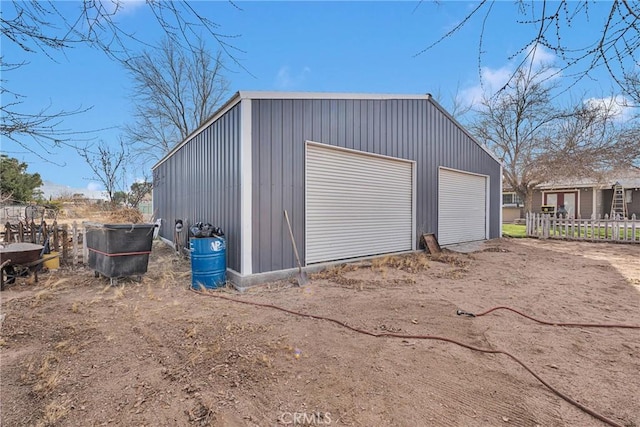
[275,66,311,90]
[458,44,560,109]
[584,95,634,121]
[527,44,556,68]
[458,64,512,108]
[87,182,103,191]
[101,0,145,16]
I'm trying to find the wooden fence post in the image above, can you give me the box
[42,221,48,246]
[61,224,69,265]
[30,220,37,243]
[82,224,89,264]
[52,221,60,253]
[4,222,12,243]
[72,221,78,266]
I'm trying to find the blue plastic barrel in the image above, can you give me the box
[190,237,226,289]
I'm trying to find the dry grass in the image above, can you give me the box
[105,207,144,224]
[185,326,197,339]
[310,253,429,289]
[31,289,53,308]
[311,263,360,281]
[55,340,69,351]
[22,353,62,396]
[439,268,468,280]
[33,370,61,394]
[112,286,125,299]
[430,251,471,268]
[41,278,71,290]
[371,253,430,273]
[38,400,70,427]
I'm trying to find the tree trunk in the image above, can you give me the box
[521,189,534,217]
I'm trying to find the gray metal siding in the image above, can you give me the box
[152,103,242,272]
[251,98,501,274]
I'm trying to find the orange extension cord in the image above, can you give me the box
[191,289,639,427]
[458,305,640,329]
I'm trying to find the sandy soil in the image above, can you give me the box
[1,238,639,427]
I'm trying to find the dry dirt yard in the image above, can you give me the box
[1,238,639,427]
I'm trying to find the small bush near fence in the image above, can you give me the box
[526,213,640,243]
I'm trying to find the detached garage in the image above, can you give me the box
[152,91,502,287]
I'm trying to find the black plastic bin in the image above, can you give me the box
[85,222,155,285]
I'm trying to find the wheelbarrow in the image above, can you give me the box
[0,243,57,291]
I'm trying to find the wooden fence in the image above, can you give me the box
[2,221,85,266]
[526,213,640,243]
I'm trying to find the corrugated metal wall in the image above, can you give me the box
[251,98,501,274]
[152,103,242,272]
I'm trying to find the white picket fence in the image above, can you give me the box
[526,213,640,243]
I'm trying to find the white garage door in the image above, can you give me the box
[438,168,488,246]
[306,142,414,264]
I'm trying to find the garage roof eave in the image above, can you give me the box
[237,90,432,101]
[152,91,242,170]
[426,97,503,166]
[152,90,501,171]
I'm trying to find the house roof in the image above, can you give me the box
[535,170,640,190]
[153,90,501,170]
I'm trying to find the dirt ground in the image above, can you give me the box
[1,238,639,427]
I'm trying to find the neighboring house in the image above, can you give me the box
[502,191,524,223]
[152,91,502,287]
[528,172,640,219]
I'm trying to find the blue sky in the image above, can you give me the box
[1,1,630,193]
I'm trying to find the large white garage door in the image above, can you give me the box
[306,142,414,264]
[438,168,488,246]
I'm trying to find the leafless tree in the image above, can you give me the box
[431,82,473,119]
[123,37,229,163]
[418,1,640,104]
[470,65,639,213]
[538,97,640,176]
[78,140,128,204]
[1,1,242,158]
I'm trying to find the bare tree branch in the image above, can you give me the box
[417,1,640,104]
[77,140,128,203]
[1,1,243,161]
[123,37,230,164]
[470,65,640,213]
